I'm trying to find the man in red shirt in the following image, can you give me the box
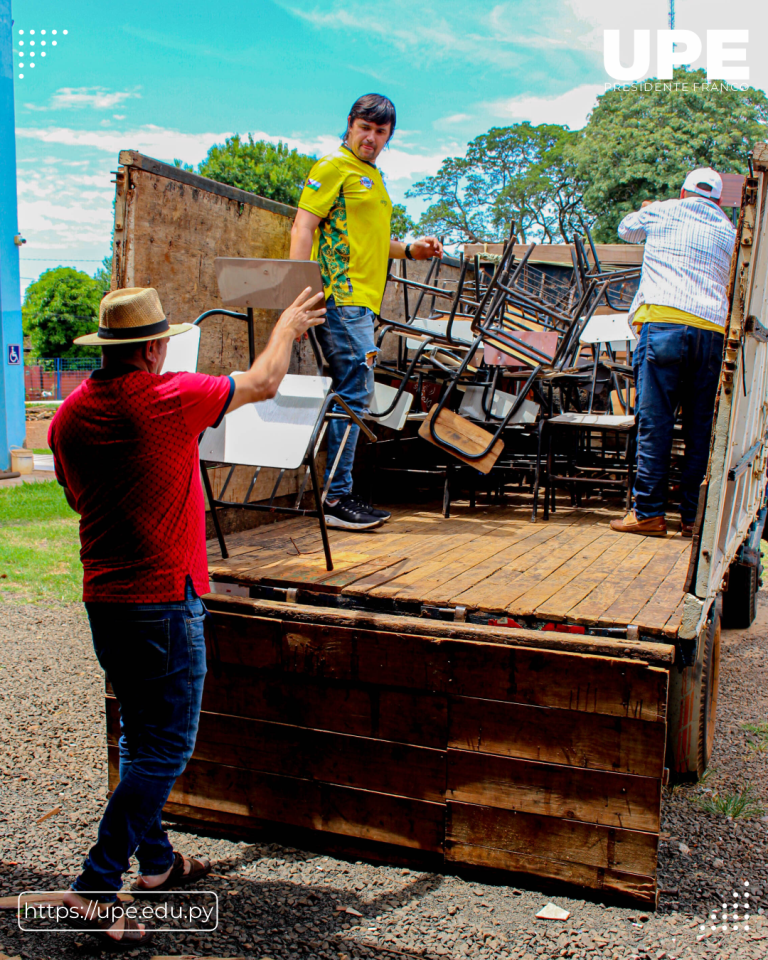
[49,285,324,947]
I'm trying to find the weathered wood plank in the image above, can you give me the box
[510,532,619,617]
[418,406,503,473]
[108,698,446,802]
[516,537,641,621]
[423,520,570,605]
[566,539,662,624]
[632,552,691,634]
[111,666,450,749]
[446,638,669,721]
[448,696,666,778]
[193,712,446,803]
[447,750,661,832]
[111,750,446,852]
[205,601,676,665]
[447,802,658,874]
[597,541,690,627]
[451,518,606,611]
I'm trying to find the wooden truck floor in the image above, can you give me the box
[207,503,692,638]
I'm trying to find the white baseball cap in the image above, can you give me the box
[682,167,723,200]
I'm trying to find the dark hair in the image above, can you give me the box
[346,93,396,142]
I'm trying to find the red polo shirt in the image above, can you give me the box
[49,364,234,604]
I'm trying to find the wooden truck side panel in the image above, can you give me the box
[106,600,669,903]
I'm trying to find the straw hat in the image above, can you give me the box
[74,287,193,345]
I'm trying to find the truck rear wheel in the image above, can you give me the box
[667,602,722,782]
[721,561,759,629]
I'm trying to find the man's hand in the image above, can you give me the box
[640,200,655,209]
[410,236,444,260]
[275,287,327,341]
[227,288,326,414]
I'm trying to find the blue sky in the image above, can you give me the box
[11,0,768,292]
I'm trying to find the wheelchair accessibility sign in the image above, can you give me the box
[7,345,21,365]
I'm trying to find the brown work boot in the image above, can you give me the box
[610,510,667,537]
[680,521,694,538]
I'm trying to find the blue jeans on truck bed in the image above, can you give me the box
[315,298,377,501]
[72,579,207,900]
[632,321,724,524]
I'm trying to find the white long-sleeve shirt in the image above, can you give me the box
[618,196,736,328]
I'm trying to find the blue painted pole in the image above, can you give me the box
[0,0,24,471]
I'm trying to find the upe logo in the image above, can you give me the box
[604,29,749,82]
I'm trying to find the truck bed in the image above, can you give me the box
[207,504,692,639]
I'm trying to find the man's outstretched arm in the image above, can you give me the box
[226,287,326,414]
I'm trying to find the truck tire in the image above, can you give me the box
[666,601,722,782]
[722,561,758,629]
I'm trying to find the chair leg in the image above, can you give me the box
[201,463,229,560]
[443,465,452,519]
[532,421,544,522]
[544,428,552,521]
[308,453,334,571]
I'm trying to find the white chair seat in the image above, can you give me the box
[405,317,474,350]
[579,313,637,351]
[549,412,635,428]
[459,385,539,425]
[366,381,414,431]
[200,374,332,469]
[162,325,201,374]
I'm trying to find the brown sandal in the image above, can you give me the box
[130,850,211,895]
[65,896,153,951]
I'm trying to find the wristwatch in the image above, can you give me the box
[405,243,415,261]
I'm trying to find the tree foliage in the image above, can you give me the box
[23,268,103,358]
[573,69,768,241]
[93,254,112,295]
[198,136,315,206]
[390,203,415,240]
[407,122,588,244]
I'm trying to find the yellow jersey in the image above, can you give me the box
[298,145,392,314]
[633,303,723,334]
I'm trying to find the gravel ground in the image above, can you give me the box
[2,598,768,960]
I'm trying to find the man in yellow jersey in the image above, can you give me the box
[290,93,442,530]
[610,167,736,538]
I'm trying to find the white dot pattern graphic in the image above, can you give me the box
[14,27,68,78]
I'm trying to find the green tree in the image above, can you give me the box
[93,254,112,295]
[407,122,588,244]
[390,203,415,240]
[23,268,102,358]
[573,68,768,241]
[197,136,315,206]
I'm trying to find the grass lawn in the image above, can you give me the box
[0,480,82,603]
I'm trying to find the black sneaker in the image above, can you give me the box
[324,495,385,530]
[348,494,391,522]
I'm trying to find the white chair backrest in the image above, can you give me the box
[406,317,474,350]
[367,381,414,431]
[459,385,539,424]
[162,325,201,374]
[199,374,332,470]
[579,313,637,349]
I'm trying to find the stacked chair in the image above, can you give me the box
[371,224,642,518]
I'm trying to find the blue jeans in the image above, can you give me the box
[315,299,377,500]
[73,579,207,901]
[632,322,724,523]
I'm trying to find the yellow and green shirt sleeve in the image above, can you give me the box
[298,147,392,314]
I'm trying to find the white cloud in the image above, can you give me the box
[283,1,578,69]
[485,83,604,129]
[15,125,233,165]
[25,87,141,112]
[442,113,474,124]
